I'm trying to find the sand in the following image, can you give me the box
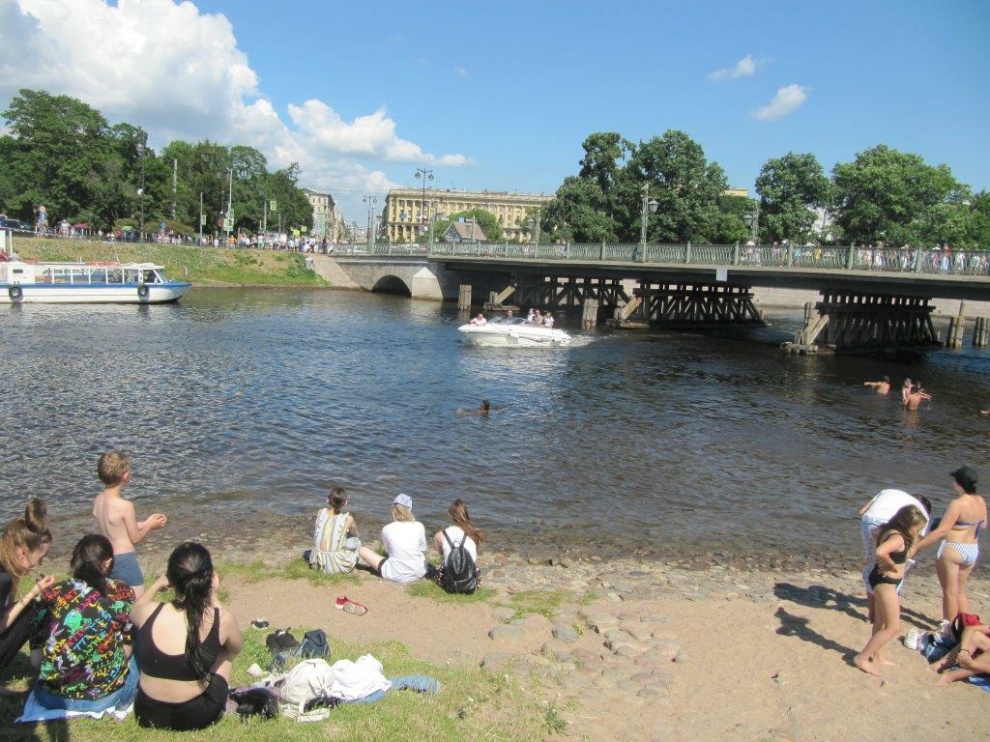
[214,546,990,741]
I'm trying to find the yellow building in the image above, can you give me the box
[384,188,554,243]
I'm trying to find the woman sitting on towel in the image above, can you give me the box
[130,542,243,731]
[31,534,138,713]
[309,487,360,574]
[0,499,54,695]
[358,494,427,583]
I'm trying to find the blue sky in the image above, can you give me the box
[2,0,988,223]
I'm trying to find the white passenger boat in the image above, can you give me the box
[0,259,191,304]
[458,316,572,347]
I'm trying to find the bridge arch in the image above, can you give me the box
[370,274,412,296]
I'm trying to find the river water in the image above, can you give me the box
[2,289,988,570]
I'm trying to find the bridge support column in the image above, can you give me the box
[809,291,940,350]
[458,284,471,310]
[974,317,989,347]
[582,299,599,329]
[640,283,765,327]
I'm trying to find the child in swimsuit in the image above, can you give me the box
[854,505,927,676]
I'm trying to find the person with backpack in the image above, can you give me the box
[432,499,483,594]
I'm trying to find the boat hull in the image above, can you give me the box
[1,282,191,304]
[458,324,572,347]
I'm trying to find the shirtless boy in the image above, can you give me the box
[863,376,891,394]
[903,384,932,411]
[92,450,166,597]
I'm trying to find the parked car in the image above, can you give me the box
[0,217,33,233]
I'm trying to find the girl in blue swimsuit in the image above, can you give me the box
[854,505,927,676]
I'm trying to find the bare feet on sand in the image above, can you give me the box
[854,654,880,676]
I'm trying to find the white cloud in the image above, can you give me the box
[454,66,469,78]
[708,55,758,81]
[0,0,469,219]
[752,84,808,121]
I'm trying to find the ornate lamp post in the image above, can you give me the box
[639,184,659,261]
[744,203,759,243]
[363,195,377,252]
[414,168,434,241]
[136,139,146,241]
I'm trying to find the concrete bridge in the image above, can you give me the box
[315,243,990,350]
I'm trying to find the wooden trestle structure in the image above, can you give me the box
[796,291,940,350]
[499,274,948,351]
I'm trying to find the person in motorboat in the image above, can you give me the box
[357,494,428,583]
[469,313,487,325]
[544,311,555,328]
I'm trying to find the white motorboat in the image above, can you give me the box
[458,316,572,347]
[0,259,191,304]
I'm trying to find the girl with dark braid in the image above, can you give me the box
[130,542,242,730]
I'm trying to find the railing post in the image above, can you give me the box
[565,243,570,260]
[845,245,854,270]
[599,242,605,261]
[787,243,794,267]
[914,247,924,273]
[685,242,692,264]
[732,241,740,266]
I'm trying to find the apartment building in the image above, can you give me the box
[301,188,345,242]
[383,188,554,244]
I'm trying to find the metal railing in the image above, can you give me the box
[416,242,990,277]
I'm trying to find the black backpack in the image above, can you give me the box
[442,529,478,594]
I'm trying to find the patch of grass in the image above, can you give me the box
[405,579,493,604]
[0,619,551,742]
[500,590,565,620]
[9,237,327,287]
[217,559,361,588]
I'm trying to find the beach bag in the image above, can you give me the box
[291,628,330,660]
[277,658,337,721]
[442,530,478,594]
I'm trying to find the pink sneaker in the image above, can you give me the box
[334,596,368,616]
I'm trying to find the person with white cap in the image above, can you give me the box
[357,494,427,583]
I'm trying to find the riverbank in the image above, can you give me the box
[8,237,326,287]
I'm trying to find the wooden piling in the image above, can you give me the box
[582,299,599,329]
[458,284,472,311]
[974,316,989,348]
[947,301,966,349]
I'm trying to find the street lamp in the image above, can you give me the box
[363,195,378,252]
[136,140,146,241]
[414,168,434,239]
[639,184,659,261]
[744,204,759,243]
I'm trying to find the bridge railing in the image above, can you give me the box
[424,242,990,276]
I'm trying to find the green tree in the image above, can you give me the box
[625,130,728,243]
[832,144,963,246]
[1,89,114,225]
[755,152,830,244]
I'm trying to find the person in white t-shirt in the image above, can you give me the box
[859,488,932,621]
[432,499,483,590]
[357,494,427,583]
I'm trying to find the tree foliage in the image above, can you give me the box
[832,145,964,246]
[755,152,830,244]
[0,89,313,235]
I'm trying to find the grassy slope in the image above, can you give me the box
[8,236,328,287]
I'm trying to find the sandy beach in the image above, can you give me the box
[205,542,990,741]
